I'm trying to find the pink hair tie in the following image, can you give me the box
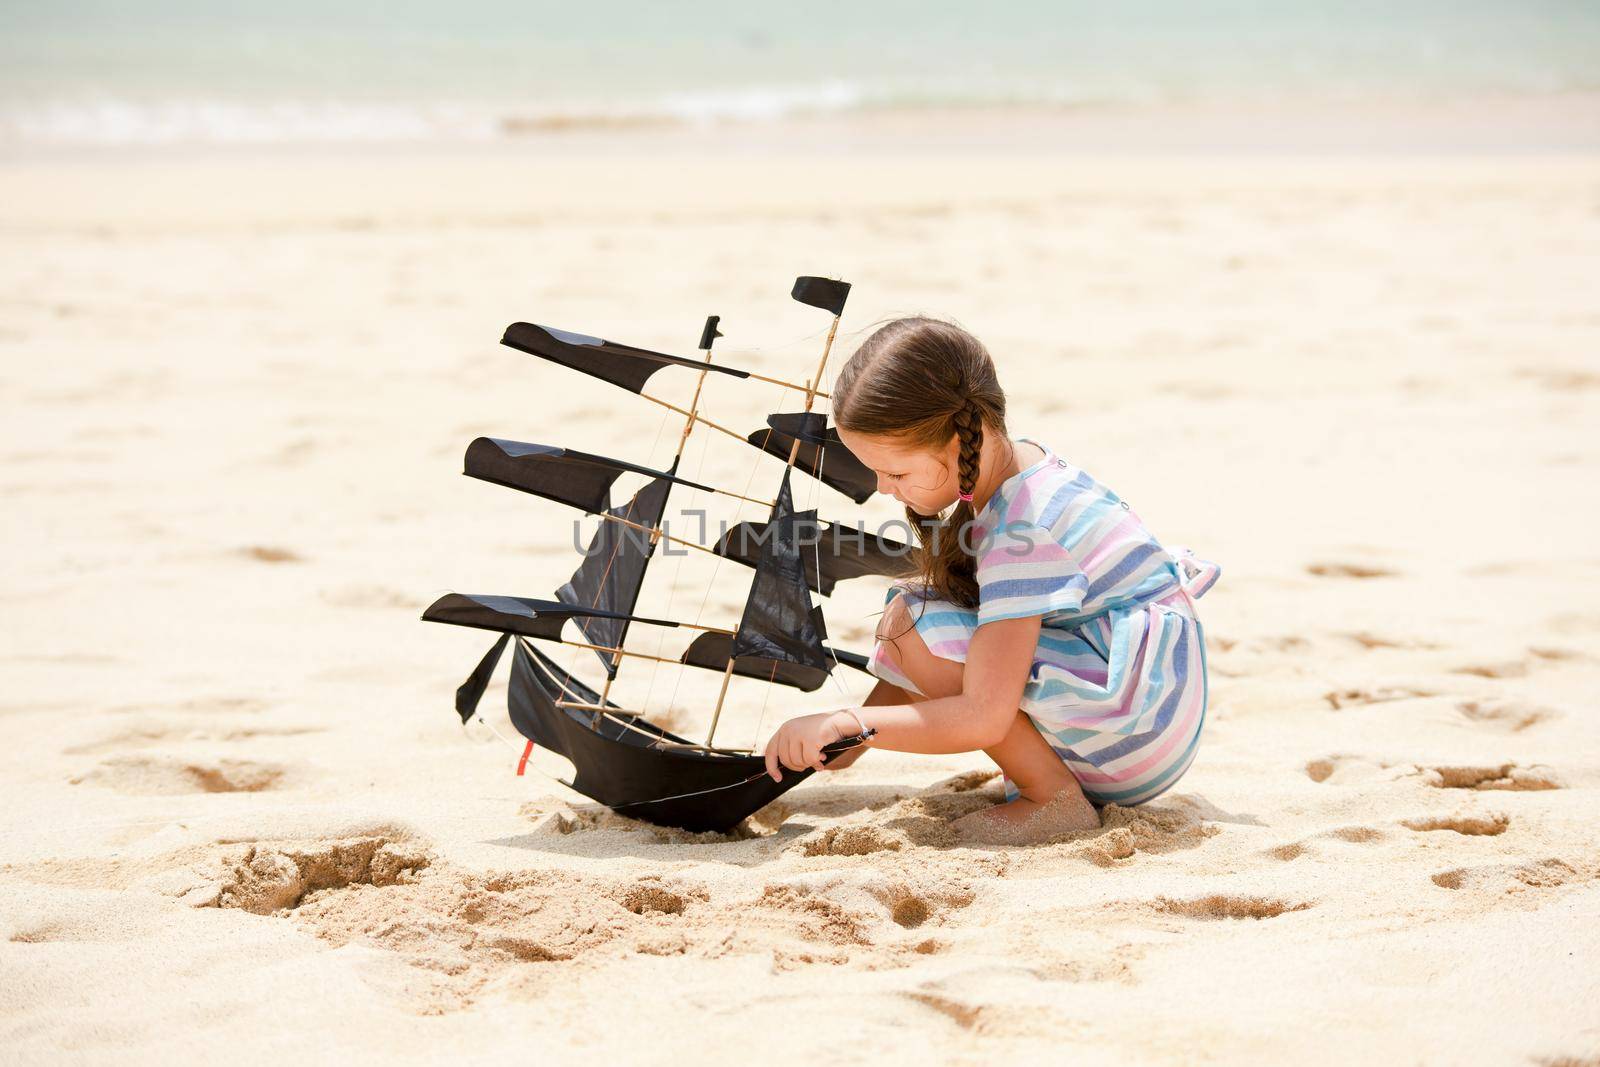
[957,491,974,503]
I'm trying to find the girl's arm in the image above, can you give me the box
[846,613,1042,753]
[762,614,1042,779]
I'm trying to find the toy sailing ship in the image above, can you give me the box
[422,277,915,833]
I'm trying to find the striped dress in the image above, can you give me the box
[866,437,1220,807]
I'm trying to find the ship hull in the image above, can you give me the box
[508,638,836,833]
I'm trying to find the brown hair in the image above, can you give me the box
[831,316,1009,610]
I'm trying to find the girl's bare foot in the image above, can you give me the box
[952,787,1101,845]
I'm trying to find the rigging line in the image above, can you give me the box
[662,385,790,731]
[472,712,584,796]
[637,394,751,449]
[642,405,713,719]
[706,314,840,747]
[721,319,834,359]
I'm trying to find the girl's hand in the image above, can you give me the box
[762,710,858,782]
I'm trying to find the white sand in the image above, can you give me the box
[2,120,1599,1064]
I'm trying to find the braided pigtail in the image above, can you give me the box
[833,317,1008,611]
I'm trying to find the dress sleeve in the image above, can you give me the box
[976,522,1088,626]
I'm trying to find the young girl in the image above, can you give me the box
[761,317,1220,839]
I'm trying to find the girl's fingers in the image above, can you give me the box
[764,740,781,782]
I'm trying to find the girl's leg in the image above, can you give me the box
[876,597,1099,832]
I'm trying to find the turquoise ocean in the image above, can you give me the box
[1,0,1596,147]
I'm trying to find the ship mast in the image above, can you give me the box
[596,314,726,712]
[703,305,843,747]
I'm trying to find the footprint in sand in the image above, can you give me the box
[1422,763,1562,791]
[1402,812,1510,837]
[1150,894,1312,921]
[1265,825,1387,861]
[1452,645,1585,680]
[757,868,977,944]
[1528,646,1584,663]
[64,722,322,756]
[1340,631,1438,651]
[239,545,303,563]
[1431,858,1592,893]
[1455,699,1555,732]
[1306,561,1398,579]
[71,755,289,795]
[1305,756,1561,792]
[1323,685,1433,710]
[1452,660,1529,679]
[103,695,272,716]
[1304,754,1391,784]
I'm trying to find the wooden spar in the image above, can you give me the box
[599,510,719,557]
[561,638,697,666]
[704,309,844,747]
[638,391,751,449]
[744,370,829,399]
[703,664,736,748]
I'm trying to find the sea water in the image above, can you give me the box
[1,0,1596,148]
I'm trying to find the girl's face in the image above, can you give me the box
[835,428,961,513]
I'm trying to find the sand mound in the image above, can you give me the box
[210,837,432,914]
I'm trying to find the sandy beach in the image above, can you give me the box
[2,105,1599,1063]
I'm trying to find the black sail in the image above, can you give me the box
[464,438,713,515]
[421,593,679,641]
[423,592,622,641]
[502,322,751,395]
[679,629,876,692]
[714,513,914,596]
[557,474,673,678]
[727,469,832,675]
[746,412,876,504]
